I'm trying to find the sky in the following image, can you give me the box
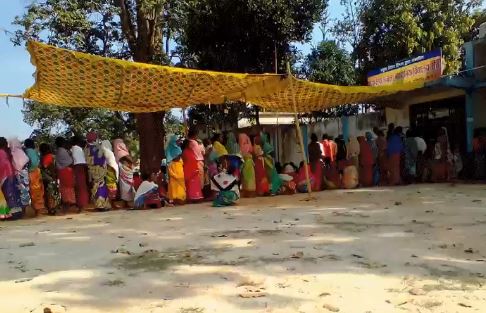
[0,0,344,139]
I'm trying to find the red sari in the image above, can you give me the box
[73,164,89,208]
[182,148,203,201]
[358,137,374,187]
[58,167,76,205]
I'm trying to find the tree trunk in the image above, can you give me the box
[136,111,166,174]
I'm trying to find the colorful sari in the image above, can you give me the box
[41,154,60,214]
[73,164,89,208]
[56,147,76,205]
[296,164,315,193]
[189,139,205,187]
[261,133,282,195]
[10,138,30,207]
[26,148,45,212]
[102,140,118,200]
[239,134,256,197]
[119,162,135,202]
[134,181,160,209]
[308,141,323,191]
[253,145,270,196]
[0,149,23,220]
[86,143,110,210]
[167,159,186,202]
[182,147,203,201]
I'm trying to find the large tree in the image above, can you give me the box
[300,40,359,119]
[178,0,327,127]
[13,0,180,173]
[352,0,480,80]
[178,0,326,73]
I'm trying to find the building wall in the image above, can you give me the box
[474,89,486,129]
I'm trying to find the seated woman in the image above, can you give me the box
[279,163,297,195]
[296,162,315,193]
[211,162,240,207]
[133,172,162,209]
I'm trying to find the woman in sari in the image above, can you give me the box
[182,138,204,202]
[260,132,282,195]
[187,129,206,188]
[296,162,315,193]
[0,137,23,220]
[346,136,360,171]
[239,133,256,197]
[308,133,323,191]
[9,138,30,208]
[40,143,60,215]
[85,132,110,211]
[404,129,419,183]
[375,130,388,185]
[25,139,45,215]
[113,138,134,206]
[134,172,162,209]
[431,127,452,182]
[71,136,89,210]
[166,135,186,204]
[253,136,270,196]
[387,127,404,185]
[55,137,76,212]
[225,132,242,179]
[101,140,119,207]
[358,136,374,187]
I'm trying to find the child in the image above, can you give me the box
[133,172,162,209]
[167,155,186,205]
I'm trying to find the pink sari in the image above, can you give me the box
[182,148,203,201]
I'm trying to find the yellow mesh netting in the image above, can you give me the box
[24,41,424,113]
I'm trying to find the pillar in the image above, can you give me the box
[342,116,350,142]
[464,41,475,153]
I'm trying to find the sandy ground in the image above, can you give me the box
[1,184,486,313]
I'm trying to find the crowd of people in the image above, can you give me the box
[0,123,473,221]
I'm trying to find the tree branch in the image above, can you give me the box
[118,0,137,54]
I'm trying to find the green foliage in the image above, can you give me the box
[177,0,327,73]
[23,101,135,140]
[353,0,480,78]
[300,40,356,86]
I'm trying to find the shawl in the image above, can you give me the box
[9,138,29,171]
[134,180,159,207]
[260,132,274,155]
[25,148,40,171]
[113,138,130,163]
[346,137,360,159]
[55,147,73,169]
[225,133,240,155]
[101,140,119,179]
[189,139,205,161]
[239,133,253,155]
[166,135,182,164]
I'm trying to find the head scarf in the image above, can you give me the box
[212,141,228,158]
[166,135,182,164]
[260,132,274,155]
[101,140,119,178]
[113,138,130,163]
[365,132,374,142]
[8,138,29,171]
[86,131,97,143]
[238,133,253,155]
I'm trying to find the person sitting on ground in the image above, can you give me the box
[133,172,162,209]
[211,161,240,207]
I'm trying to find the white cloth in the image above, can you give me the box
[71,145,87,165]
[415,137,427,153]
[134,181,158,205]
[211,172,239,195]
[101,140,119,179]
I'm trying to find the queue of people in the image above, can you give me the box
[0,124,467,221]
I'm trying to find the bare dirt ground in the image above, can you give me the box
[1,184,486,313]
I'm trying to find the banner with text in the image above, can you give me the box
[367,50,443,86]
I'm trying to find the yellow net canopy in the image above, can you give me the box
[24,41,424,113]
